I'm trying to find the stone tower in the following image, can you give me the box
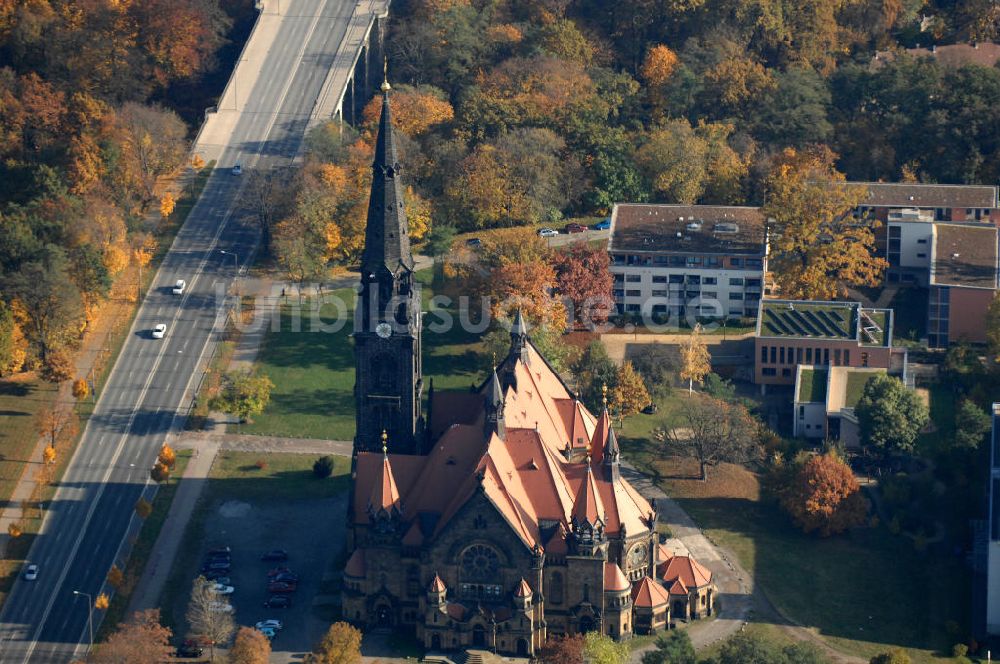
[353,80,423,455]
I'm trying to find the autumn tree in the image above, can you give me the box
[361,84,455,137]
[186,576,235,661]
[107,103,188,212]
[552,244,613,327]
[107,565,125,588]
[986,290,1000,359]
[273,214,328,296]
[42,445,56,465]
[39,348,74,383]
[5,244,83,362]
[95,593,110,610]
[72,378,89,400]
[635,120,746,205]
[90,609,172,664]
[306,622,362,664]
[679,324,711,393]
[658,393,759,481]
[613,361,650,420]
[229,626,271,664]
[36,408,60,450]
[245,168,296,257]
[135,497,152,519]
[159,192,175,218]
[763,147,886,299]
[0,302,27,376]
[641,44,679,119]
[158,443,176,469]
[780,452,869,537]
[211,371,275,423]
[150,462,170,483]
[489,261,567,334]
[539,633,584,664]
[855,374,928,457]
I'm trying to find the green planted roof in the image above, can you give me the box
[797,368,828,404]
[760,300,891,347]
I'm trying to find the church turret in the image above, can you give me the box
[570,450,607,557]
[603,426,621,483]
[510,310,530,362]
[353,77,423,455]
[485,368,506,439]
[367,432,402,533]
[513,578,533,611]
[428,573,447,607]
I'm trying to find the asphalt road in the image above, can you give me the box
[0,0,360,661]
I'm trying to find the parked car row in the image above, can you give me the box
[536,219,611,238]
[261,551,295,611]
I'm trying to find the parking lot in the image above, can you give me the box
[167,492,347,659]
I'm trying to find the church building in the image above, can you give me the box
[343,81,716,656]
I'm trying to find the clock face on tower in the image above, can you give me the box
[375,322,392,339]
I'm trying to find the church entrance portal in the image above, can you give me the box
[431,634,442,650]
[579,616,595,633]
[473,624,486,647]
[375,604,393,628]
[516,639,529,656]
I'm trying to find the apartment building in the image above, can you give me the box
[754,299,906,387]
[927,222,1000,347]
[608,204,768,321]
[844,182,1000,284]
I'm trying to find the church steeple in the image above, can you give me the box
[485,368,506,439]
[353,74,424,457]
[361,79,414,276]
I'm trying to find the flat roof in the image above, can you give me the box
[931,223,999,289]
[873,43,1000,70]
[757,300,892,347]
[609,204,766,255]
[797,368,828,403]
[846,182,998,209]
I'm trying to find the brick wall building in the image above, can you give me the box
[927,223,1000,346]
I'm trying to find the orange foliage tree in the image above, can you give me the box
[361,84,455,137]
[763,147,886,299]
[780,452,870,537]
[641,44,679,87]
[91,608,172,664]
[552,244,613,327]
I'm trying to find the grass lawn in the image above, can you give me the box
[245,270,486,441]
[626,450,968,664]
[0,378,59,506]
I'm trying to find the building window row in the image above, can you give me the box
[759,345,852,367]
[612,253,763,269]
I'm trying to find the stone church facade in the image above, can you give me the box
[344,83,716,656]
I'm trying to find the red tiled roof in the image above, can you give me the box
[632,576,670,608]
[515,578,533,597]
[604,562,631,592]
[368,452,401,514]
[351,336,654,552]
[446,604,466,620]
[571,464,604,525]
[667,579,688,595]
[429,573,446,592]
[345,549,365,578]
[660,555,713,588]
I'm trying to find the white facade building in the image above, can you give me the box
[608,205,768,322]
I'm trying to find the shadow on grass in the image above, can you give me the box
[671,494,968,657]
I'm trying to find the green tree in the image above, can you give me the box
[211,371,275,423]
[571,341,619,412]
[630,343,674,399]
[703,372,736,402]
[583,632,629,664]
[752,67,833,148]
[955,399,991,449]
[640,630,695,664]
[313,455,335,479]
[986,290,1000,358]
[855,374,929,456]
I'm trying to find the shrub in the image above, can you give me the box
[951,644,968,657]
[313,455,335,479]
[254,459,267,470]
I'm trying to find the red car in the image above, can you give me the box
[267,567,292,578]
[267,581,297,594]
[565,223,586,233]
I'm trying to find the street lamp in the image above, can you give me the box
[72,590,94,653]
[219,250,238,270]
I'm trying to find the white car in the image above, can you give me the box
[208,601,233,613]
[211,583,234,595]
[152,324,166,339]
[257,626,277,640]
[172,279,186,295]
[23,564,38,581]
[537,228,559,237]
[255,619,283,631]
[231,163,242,176]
